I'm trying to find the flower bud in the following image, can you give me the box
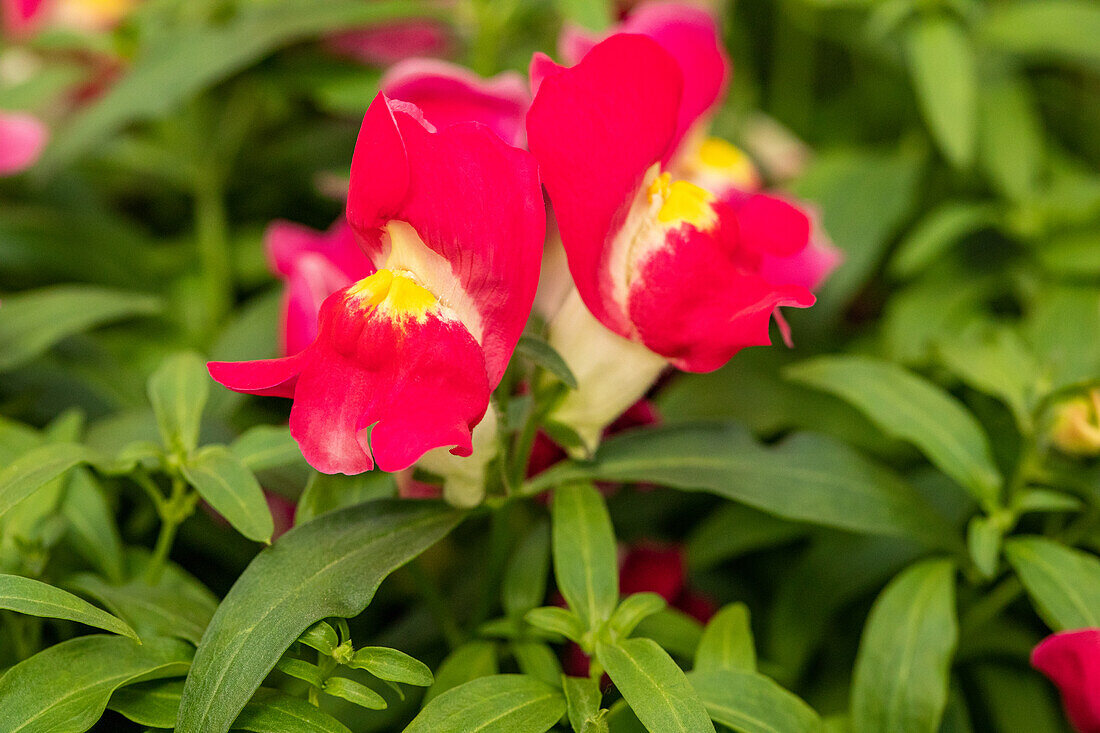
[1051,390,1100,457]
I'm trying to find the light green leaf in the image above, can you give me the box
[511,641,563,688]
[689,669,822,733]
[177,500,461,733]
[0,635,192,733]
[503,521,550,618]
[232,688,353,733]
[686,503,806,572]
[977,73,1043,201]
[147,351,209,455]
[322,676,387,710]
[889,202,998,278]
[936,325,1039,432]
[0,573,137,640]
[609,593,666,639]
[982,0,1100,71]
[230,425,306,472]
[851,559,958,733]
[275,658,325,688]
[350,646,433,687]
[552,483,619,630]
[556,0,612,31]
[966,516,1003,580]
[528,423,957,549]
[406,675,566,733]
[182,445,273,543]
[517,334,578,389]
[564,676,606,733]
[1005,536,1100,631]
[525,606,585,643]
[425,641,499,704]
[296,621,338,655]
[596,638,715,733]
[0,285,160,371]
[694,603,756,673]
[60,468,126,582]
[787,356,1001,502]
[633,608,704,661]
[295,470,396,525]
[904,15,977,168]
[108,679,185,728]
[0,443,95,520]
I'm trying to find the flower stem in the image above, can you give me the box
[145,477,189,585]
[194,173,231,337]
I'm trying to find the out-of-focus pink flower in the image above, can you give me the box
[325,19,451,67]
[563,542,715,676]
[264,219,372,356]
[1033,629,1100,732]
[0,111,47,175]
[210,94,543,475]
[3,0,136,35]
[382,59,530,147]
[266,492,296,541]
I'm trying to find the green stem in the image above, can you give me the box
[145,477,188,585]
[195,174,231,335]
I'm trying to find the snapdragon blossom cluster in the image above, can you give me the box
[209,3,840,501]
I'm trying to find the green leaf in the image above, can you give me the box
[230,425,306,472]
[350,646,433,687]
[517,334,578,389]
[904,15,976,168]
[564,676,606,733]
[1013,489,1082,516]
[528,423,957,549]
[609,593,667,638]
[689,669,822,733]
[633,609,704,661]
[0,443,95,520]
[503,520,550,617]
[232,688,353,733]
[1005,536,1100,630]
[977,73,1044,201]
[295,470,396,525]
[275,658,325,688]
[982,0,1100,72]
[966,516,1003,580]
[177,500,461,733]
[851,559,958,733]
[60,468,126,582]
[66,555,218,645]
[787,356,1001,502]
[889,202,998,278]
[406,675,566,733]
[936,325,1039,432]
[296,621,338,655]
[182,445,274,543]
[0,635,192,733]
[425,641,499,704]
[552,483,619,630]
[147,351,209,455]
[511,641,564,688]
[686,503,806,572]
[556,0,612,31]
[0,573,137,640]
[525,606,585,643]
[0,285,160,371]
[694,603,756,673]
[322,676,387,710]
[40,0,449,170]
[596,638,715,733]
[108,679,185,728]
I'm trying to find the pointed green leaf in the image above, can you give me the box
[296,621,338,655]
[851,559,958,733]
[982,0,1100,72]
[596,638,715,733]
[517,334,578,389]
[147,351,209,454]
[1005,536,1100,631]
[609,593,666,638]
[60,468,126,582]
[552,483,618,630]
[425,641,499,704]
[787,356,1001,502]
[0,573,137,640]
[350,646,433,687]
[177,500,461,733]
[0,443,95,520]
[512,641,563,688]
[690,669,822,733]
[275,658,325,688]
[694,603,756,673]
[182,445,273,543]
[525,606,585,643]
[0,635,192,733]
[230,425,306,472]
[108,679,185,728]
[889,202,998,278]
[503,520,550,618]
[407,675,565,733]
[564,676,605,733]
[978,73,1043,201]
[633,607,705,661]
[0,285,160,371]
[904,16,976,167]
[322,676,387,710]
[233,688,353,733]
[295,470,396,525]
[966,516,1003,580]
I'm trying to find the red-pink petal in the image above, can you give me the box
[559,3,729,156]
[281,255,355,356]
[348,93,544,386]
[208,354,305,400]
[627,218,814,372]
[382,59,530,147]
[1033,629,1100,733]
[726,191,811,259]
[620,543,686,602]
[2,0,44,35]
[526,34,682,337]
[0,112,47,175]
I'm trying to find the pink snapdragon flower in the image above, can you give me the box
[210,94,543,476]
[0,111,47,175]
[526,33,818,449]
[1033,629,1100,732]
